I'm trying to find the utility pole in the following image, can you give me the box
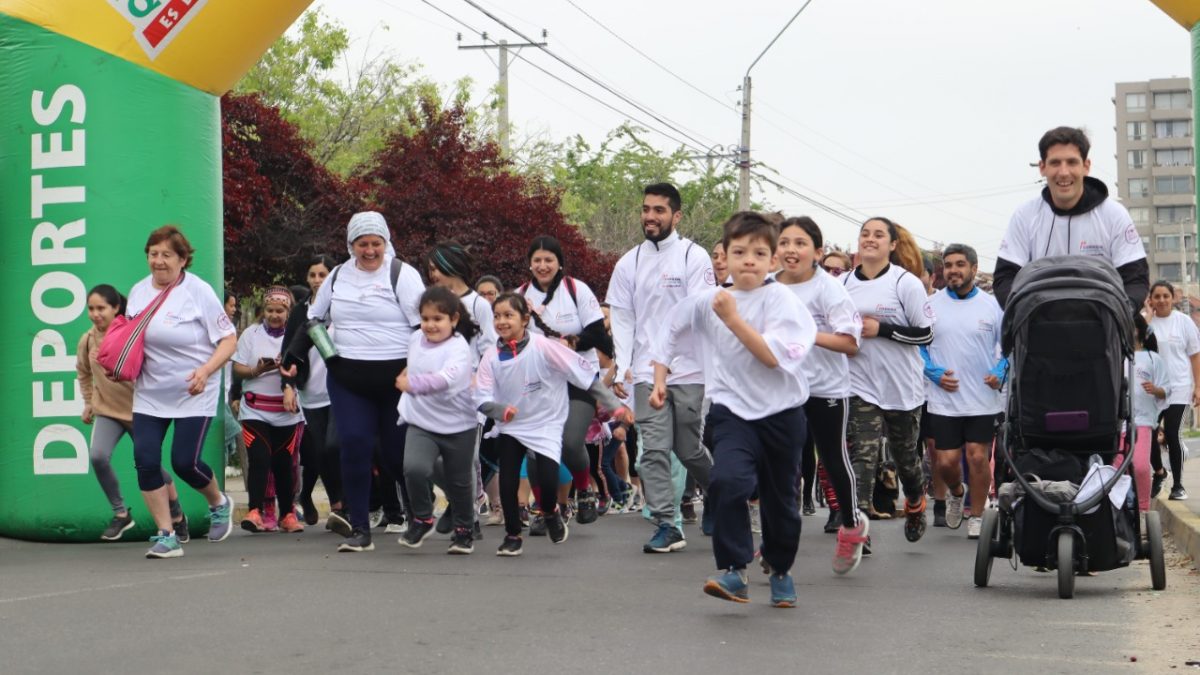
[1181,218,1192,314]
[458,31,547,155]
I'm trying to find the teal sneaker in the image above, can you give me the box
[146,531,182,559]
[208,493,234,542]
[703,568,749,603]
[769,573,797,608]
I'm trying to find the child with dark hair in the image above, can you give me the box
[1126,313,1167,512]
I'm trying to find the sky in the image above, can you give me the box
[312,0,1193,271]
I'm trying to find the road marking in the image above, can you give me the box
[0,571,227,604]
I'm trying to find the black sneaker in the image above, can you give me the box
[448,527,474,554]
[576,491,599,524]
[399,518,435,548]
[497,535,523,556]
[299,494,319,526]
[529,510,547,536]
[546,512,569,544]
[173,512,190,544]
[1169,485,1188,501]
[100,512,135,541]
[519,505,530,527]
[337,528,374,552]
[903,497,927,543]
[1151,470,1167,499]
[933,499,947,528]
[680,499,698,524]
[472,519,483,541]
[326,510,352,538]
[435,509,453,534]
[823,509,840,534]
[862,535,872,556]
[802,496,816,516]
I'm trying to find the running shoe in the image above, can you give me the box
[385,521,406,534]
[241,508,265,533]
[519,505,531,528]
[560,501,575,524]
[369,508,384,529]
[529,510,547,536]
[802,496,816,516]
[932,499,947,528]
[101,512,135,541]
[435,508,453,534]
[768,573,797,608]
[833,516,869,575]
[145,531,182,559]
[1169,485,1188,501]
[903,496,927,543]
[399,517,435,548]
[862,535,872,556]
[326,510,352,538]
[263,500,278,532]
[703,569,749,603]
[966,516,982,539]
[597,496,611,516]
[174,513,190,544]
[1151,470,1167,499]
[644,522,686,553]
[496,535,523,557]
[338,528,374,552]
[280,512,305,533]
[448,527,474,554]
[576,491,599,524]
[945,487,966,530]
[680,499,698,524]
[546,511,569,544]
[627,487,645,513]
[823,509,840,534]
[476,494,490,517]
[486,508,504,527]
[208,493,234,542]
[299,493,319,526]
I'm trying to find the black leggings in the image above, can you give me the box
[1151,403,1187,487]
[498,434,559,537]
[800,430,817,502]
[803,396,860,528]
[243,419,304,515]
[299,405,341,505]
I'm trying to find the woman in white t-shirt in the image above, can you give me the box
[476,292,631,557]
[1147,280,1200,501]
[234,286,307,533]
[129,226,238,559]
[518,236,614,525]
[842,217,935,544]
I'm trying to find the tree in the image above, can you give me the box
[359,99,618,296]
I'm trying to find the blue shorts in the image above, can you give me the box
[520,455,572,483]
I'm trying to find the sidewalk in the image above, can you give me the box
[1152,441,1200,571]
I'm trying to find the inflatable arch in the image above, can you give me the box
[0,0,311,541]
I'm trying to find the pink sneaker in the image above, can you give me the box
[263,500,279,532]
[833,513,869,575]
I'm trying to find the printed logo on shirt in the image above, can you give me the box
[522,376,543,395]
[703,268,716,286]
[217,312,233,332]
[923,302,935,319]
[874,303,899,318]
[161,310,185,327]
[785,343,807,361]
[1124,225,1140,245]
[977,319,995,333]
[660,273,684,289]
[577,355,591,371]
[1078,240,1105,256]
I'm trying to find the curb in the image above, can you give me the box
[1153,496,1200,571]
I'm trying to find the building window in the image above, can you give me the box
[1141,235,1152,247]
[1156,205,1195,224]
[1127,121,1148,140]
[1152,91,1191,110]
[1156,234,1193,251]
[1155,119,1193,138]
[1155,175,1194,195]
[1155,147,1193,167]
[1128,178,1150,197]
[1128,149,1147,169]
[1126,92,1147,112]
[1129,206,1150,224]
[1157,262,1197,282]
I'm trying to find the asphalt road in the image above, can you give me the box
[2,508,1196,674]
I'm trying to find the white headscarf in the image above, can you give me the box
[346,211,397,259]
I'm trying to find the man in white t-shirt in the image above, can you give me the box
[921,244,1005,539]
[608,183,715,553]
[994,126,1149,309]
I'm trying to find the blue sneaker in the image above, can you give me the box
[703,568,749,603]
[145,531,183,559]
[208,493,234,542]
[643,522,686,553]
[768,573,797,608]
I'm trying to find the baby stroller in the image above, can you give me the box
[974,256,1166,599]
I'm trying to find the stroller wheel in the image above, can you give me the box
[973,509,999,587]
[1057,531,1075,599]
[1146,511,1166,591]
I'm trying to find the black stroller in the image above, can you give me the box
[974,256,1166,598]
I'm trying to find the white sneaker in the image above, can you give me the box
[486,508,504,526]
[749,502,762,534]
[384,522,406,534]
[946,485,966,529]
[966,516,982,539]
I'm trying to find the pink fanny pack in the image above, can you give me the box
[243,391,287,413]
[96,274,183,382]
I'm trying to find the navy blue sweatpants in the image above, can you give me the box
[707,403,806,574]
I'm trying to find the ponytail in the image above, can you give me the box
[890,223,925,278]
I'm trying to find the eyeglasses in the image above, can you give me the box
[822,265,847,277]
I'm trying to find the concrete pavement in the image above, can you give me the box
[1153,445,1200,572]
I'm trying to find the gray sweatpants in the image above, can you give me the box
[90,415,172,513]
[634,382,711,526]
[405,425,478,530]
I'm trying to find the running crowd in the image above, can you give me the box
[76,126,1195,607]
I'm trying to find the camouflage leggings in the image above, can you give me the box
[846,396,925,511]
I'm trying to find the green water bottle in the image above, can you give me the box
[307,320,338,360]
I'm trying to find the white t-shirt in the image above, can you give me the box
[474,333,598,462]
[299,343,330,408]
[460,289,497,365]
[398,333,478,434]
[307,258,424,360]
[1149,310,1200,406]
[129,272,236,418]
[522,276,606,369]
[653,282,816,421]
[924,289,1003,417]
[234,323,305,426]
[998,195,1145,268]
[783,268,861,400]
[1132,349,1170,428]
[843,265,934,411]
[607,231,714,385]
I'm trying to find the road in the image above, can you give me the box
[2,506,1197,674]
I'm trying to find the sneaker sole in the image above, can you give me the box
[327,515,353,538]
[496,547,523,557]
[101,520,136,541]
[241,520,263,533]
[550,525,569,545]
[337,542,375,552]
[145,546,183,559]
[644,538,687,553]
[770,598,797,608]
[703,581,749,603]
[448,545,475,554]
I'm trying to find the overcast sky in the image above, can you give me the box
[313,0,1192,270]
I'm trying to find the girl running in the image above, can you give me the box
[1147,280,1200,501]
[476,292,632,556]
[1127,313,1168,512]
